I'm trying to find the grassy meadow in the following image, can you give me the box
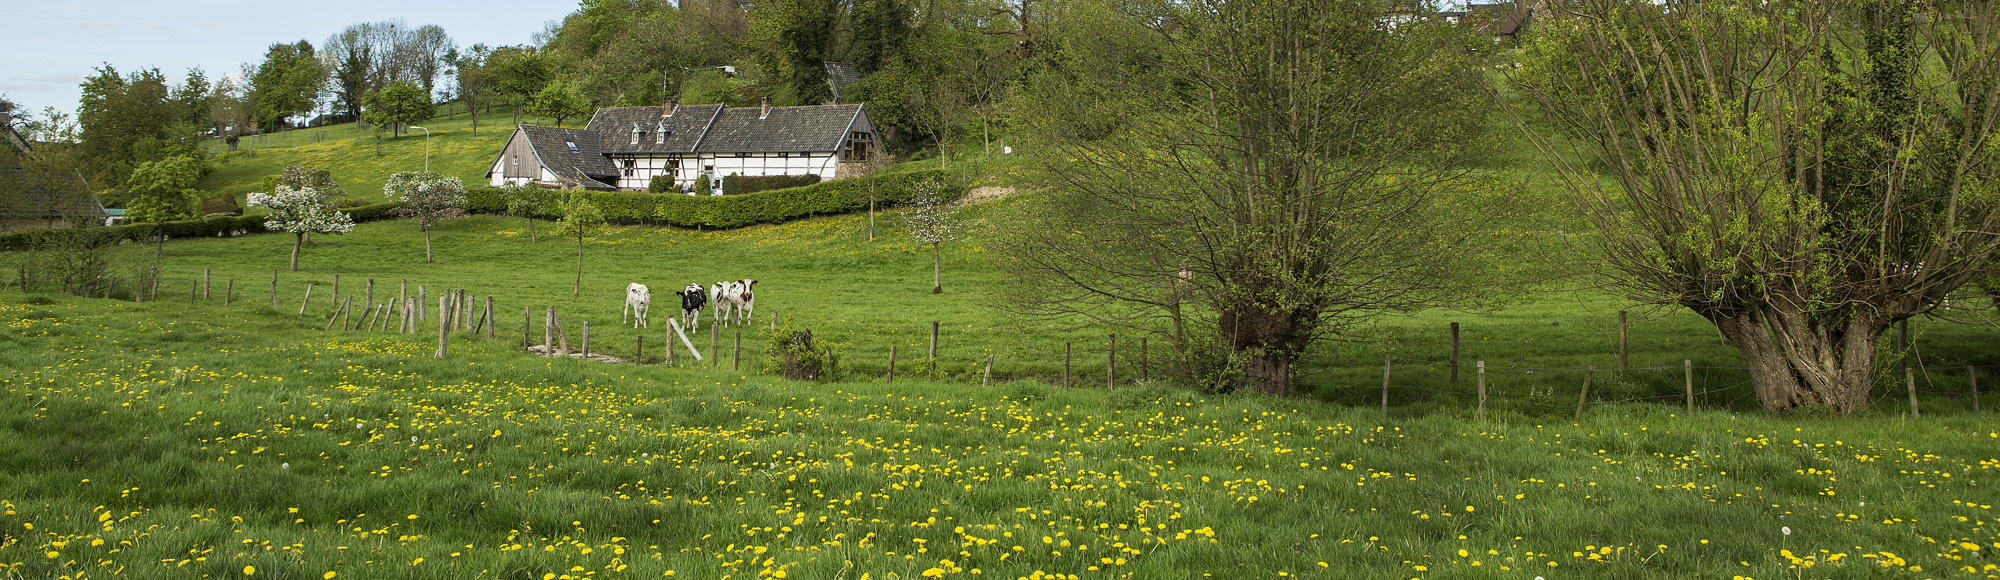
[0,94,1995,579]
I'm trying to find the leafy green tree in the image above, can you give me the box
[454,44,494,135]
[324,25,377,127]
[551,190,607,296]
[171,68,210,126]
[527,80,594,127]
[487,46,553,125]
[384,171,467,263]
[363,80,436,137]
[847,0,909,74]
[749,0,837,105]
[77,64,181,188]
[124,155,205,256]
[993,0,1502,396]
[543,0,699,106]
[501,182,551,242]
[249,40,326,133]
[250,186,355,271]
[1515,0,2000,415]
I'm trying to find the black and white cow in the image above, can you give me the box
[711,279,758,327]
[674,283,708,331]
[624,283,650,328]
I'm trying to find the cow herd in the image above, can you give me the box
[623,280,759,331]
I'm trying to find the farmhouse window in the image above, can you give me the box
[843,131,874,162]
[565,141,578,152]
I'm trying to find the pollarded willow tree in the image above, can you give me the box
[1515,0,2000,415]
[250,186,355,271]
[384,171,467,263]
[993,0,1509,396]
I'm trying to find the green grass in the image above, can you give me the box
[1,290,1996,579]
[200,105,529,207]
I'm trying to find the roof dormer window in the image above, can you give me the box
[655,123,667,144]
[565,141,578,152]
[631,123,642,146]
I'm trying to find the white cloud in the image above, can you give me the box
[75,19,118,30]
[0,81,58,92]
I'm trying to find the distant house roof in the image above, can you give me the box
[697,104,864,153]
[586,104,725,154]
[1465,2,1532,37]
[825,62,863,103]
[519,124,619,188]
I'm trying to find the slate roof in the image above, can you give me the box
[825,63,862,103]
[518,125,620,187]
[696,104,863,153]
[586,104,725,154]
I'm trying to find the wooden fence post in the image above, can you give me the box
[270,270,278,310]
[887,346,897,384]
[1449,322,1461,383]
[203,268,210,300]
[1064,342,1073,388]
[524,307,532,349]
[1381,352,1392,417]
[582,321,591,358]
[366,278,374,306]
[771,312,777,329]
[484,297,495,339]
[190,279,199,305]
[1684,360,1694,414]
[224,279,233,307]
[733,331,742,371]
[399,279,408,318]
[710,322,719,367]
[983,354,994,386]
[544,306,555,357]
[1906,366,1920,419]
[1107,334,1117,390]
[929,321,942,379]
[1618,311,1629,370]
[635,335,645,364]
[1971,366,1981,413]
[1575,365,1594,422]
[339,297,352,330]
[434,296,450,359]
[418,286,427,321]
[322,301,344,331]
[1476,361,1486,421]
[667,318,701,361]
[332,274,340,308]
[555,312,570,356]
[298,284,314,316]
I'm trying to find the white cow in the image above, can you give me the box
[711,279,758,327]
[624,283,651,328]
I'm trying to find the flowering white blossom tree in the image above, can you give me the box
[898,179,959,294]
[384,171,468,263]
[250,186,354,271]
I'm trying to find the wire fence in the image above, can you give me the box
[15,265,1989,419]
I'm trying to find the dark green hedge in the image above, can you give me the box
[464,169,948,229]
[722,173,820,196]
[0,202,404,251]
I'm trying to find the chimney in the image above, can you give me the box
[759,97,771,119]
[663,99,677,117]
[0,101,11,131]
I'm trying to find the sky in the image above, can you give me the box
[0,0,579,123]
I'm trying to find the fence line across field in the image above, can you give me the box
[96,268,1993,416]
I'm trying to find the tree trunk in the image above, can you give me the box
[574,235,584,297]
[1708,306,1886,415]
[290,232,303,271]
[424,225,434,263]
[154,224,164,258]
[1218,299,1315,397]
[932,243,943,294]
[527,217,537,243]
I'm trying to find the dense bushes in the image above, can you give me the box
[462,169,948,229]
[0,202,403,251]
[722,173,820,196]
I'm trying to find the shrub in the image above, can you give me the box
[200,191,243,215]
[0,202,402,251]
[722,173,820,196]
[764,316,839,381]
[693,174,713,197]
[646,175,676,193]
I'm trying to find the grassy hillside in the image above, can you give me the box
[2,289,1996,579]
[199,106,531,206]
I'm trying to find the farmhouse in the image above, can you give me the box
[486,99,879,192]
